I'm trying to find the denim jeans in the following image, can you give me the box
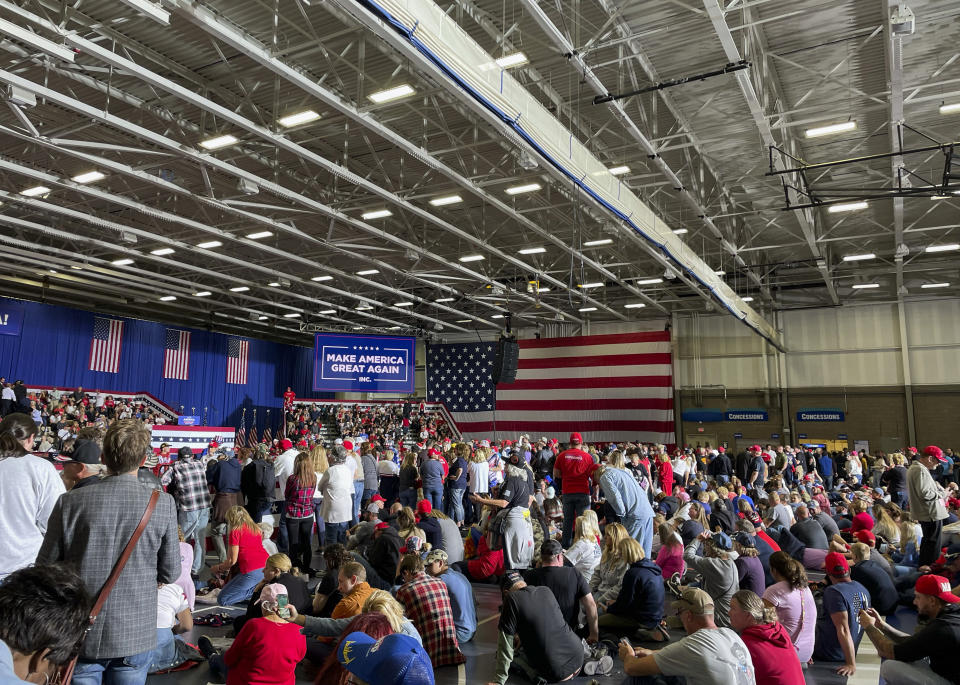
[218,567,265,605]
[425,486,443,511]
[178,508,209,575]
[399,489,417,508]
[561,493,590,548]
[325,520,348,545]
[351,481,364,526]
[274,504,289,553]
[312,500,325,549]
[623,514,654,559]
[447,487,465,523]
[72,648,152,685]
[145,629,185,674]
[246,499,271,523]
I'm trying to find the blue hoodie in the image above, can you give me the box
[607,558,664,626]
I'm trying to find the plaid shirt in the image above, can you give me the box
[284,475,316,518]
[167,458,210,512]
[396,572,465,668]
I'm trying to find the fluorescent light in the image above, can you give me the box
[357,269,380,276]
[456,320,471,323]
[70,265,82,270]
[283,312,301,318]
[931,195,950,200]
[394,302,414,307]
[624,303,646,308]
[673,228,688,235]
[635,278,663,285]
[851,283,880,289]
[939,103,960,115]
[357,305,374,311]
[491,314,505,319]
[311,275,333,282]
[805,121,857,138]
[536,287,551,293]
[608,165,630,176]
[159,296,176,302]
[584,239,612,246]
[925,244,960,253]
[741,296,754,302]
[367,84,415,103]
[319,309,337,314]
[459,255,485,262]
[115,0,170,25]
[352,327,364,330]
[828,201,868,213]
[20,186,50,197]
[922,282,950,289]
[715,270,726,276]
[495,52,528,68]
[578,307,597,312]
[435,297,454,303]
[199,134,238,150]
[578,282,604,289]
[842,253,875,262]
[387,326,401,331]
[71,171,105,184]
[197,240,222,249]
[150,247,175,256]
[229,286,250,292]
[193,291,212,297]
[268,282,281,287]
[246,231,272,239]
[505,183,541,195]
[429,195,462,206]
[362,209,392,220]
[278,110,321,127]
[518,247,546,254]
[111,258,134,266]
[0,17,75,62]
[257,315,269,320]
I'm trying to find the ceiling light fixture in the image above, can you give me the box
[150,247,174,256]
[715,270,726,276]
[608,165,630,176]
[505,183,541,195]
[0,19,74,61]
[193,290,212,297]
[429,195,462,206]
[456,319,471,323]
[361,209,392,220]
[842,253,876,261]
[459,254,485,262]
[673,228,688,235]
[921,282,950,288]
[71,171,105,184]
[495,52,528,68]
[367,84,415,103]
[578,307,597,312]
[197,240,222,249]
[246,231,272,239]
[584,238,613,246]
[357,305,374,311]
[931,195,950,200]
[111,258,134,266]
[319,309,337,314]
[257,315,269,320]
[278,110,321,127]
[852,283,880,289]
[536,287,551,293]
[805,121,857,138]
[741,296,754,302]
[159,295,177,302]
[939,103,960,115]
[518,247,546,254]
[925,244,960,253]
[311,275,333,281]
[229,286,250,292]
[828,201,868,213]
[578,282,604,289]
[199,134,238,150]
[268,282,281,287]
[394,301,414,307]
[435,297,455,303]
[624,303,646,308]
[635,278,663,285]
[357,269,379,276]
[20,186,50,197]
[283,312,301,318]
[491,314,505,319]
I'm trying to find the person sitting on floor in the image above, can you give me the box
[683,531,738,628]
[425,549,477,644]
[233,553,310,636]
[330,561,374,620]
[597,536,667,642]
[396,553,465,668]
[522,539,599,641]
[729,589,804,685]
[337,631,434,685]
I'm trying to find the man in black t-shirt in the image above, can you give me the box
[491,571,586,685]
[522,540,599,640]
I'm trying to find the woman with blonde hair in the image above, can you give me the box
[590,523,631,610]
[597,537,667,640]
[397,506,425,543]
[233,553,311,634]
[310,444,329,548]
[466,445,489,525]
[205,505,270,605]
[565,514,602,583]
[655,521,685,580]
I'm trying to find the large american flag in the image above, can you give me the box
[226,337,249,385]
[89,317,124,373]
[163,328,191,380]
[427,331,674,444]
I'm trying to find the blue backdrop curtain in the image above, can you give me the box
[0,297,331,429]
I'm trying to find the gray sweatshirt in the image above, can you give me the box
[683,541,738,628]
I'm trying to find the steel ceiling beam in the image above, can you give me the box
[882,0,906,296]
[700,0,839,305]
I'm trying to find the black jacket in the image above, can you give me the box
[608,559,664,626]
[368,527,402,584]
[241,458,275,501]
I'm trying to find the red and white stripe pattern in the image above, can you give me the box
[150,425,236,454]
[226,337,249,385]
[163,328,191,380]
[457,330,674,444]
[89,317,124,373]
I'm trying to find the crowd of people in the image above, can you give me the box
[2,388,960,685]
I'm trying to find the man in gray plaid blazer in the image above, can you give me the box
[38,419,180,685]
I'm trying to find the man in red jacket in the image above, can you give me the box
[552,432,595,547]
[730,589,804,684]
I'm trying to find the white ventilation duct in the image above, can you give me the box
[342,0,783,349]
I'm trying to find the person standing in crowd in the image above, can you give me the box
[360,443,379,511]
[319,445,354,544]
[206,449,243,566]
[57,438,104,491]
[164,445,211,577]
[421,447,446,512]
[397,451,419,508]
[0,413,65,580]
[729,590,804,685]
[0,382,14,417]
[471,451,535,570]
[858,574,960,685]
[908,445,950,566]
[445,443,469,527]
[37,419,180,684]
[553,432,596,548]
[598,450,655,557]
[813,551,871,676]
[466,447,490,525]
[395,554,465,669]
[240,444,275,523]
[273,437,299,553]
[283,452,318,575]
[618,587,755,684]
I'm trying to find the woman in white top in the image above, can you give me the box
[466,449,490,525]
[565,514,602,583]
[846,453,863,484]
[0,413,66,579]
[317,445,354,544]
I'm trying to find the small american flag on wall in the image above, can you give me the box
[226,337,249,385]
[163,328,191,380]
[89,317,124,373]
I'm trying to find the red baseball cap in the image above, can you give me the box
[924,445,947,463]
[374,522,390,531]
[750,444,762,453]
[428,448,441,457]
[915,574,960,603]
[854,530,876,546]
[824,552,850,577]
[208,440,219,448]
[370,494,386,503]
[570,432,583,445]
[416,499,432,515]
[343,440,355,451]
[280,438,293,450]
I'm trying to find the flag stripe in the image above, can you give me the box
[492,387,673,401]
[163,329,190,380]
[520,341,669,359]
[518,330,670,348]
[501,365,673,381]
[496,375,673,391]
[518,353,671,369]
[456,419,675,433]
[496,397,674,411]
[89,318,124,373]
[459,409,673,423]
[226,338,249,385]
